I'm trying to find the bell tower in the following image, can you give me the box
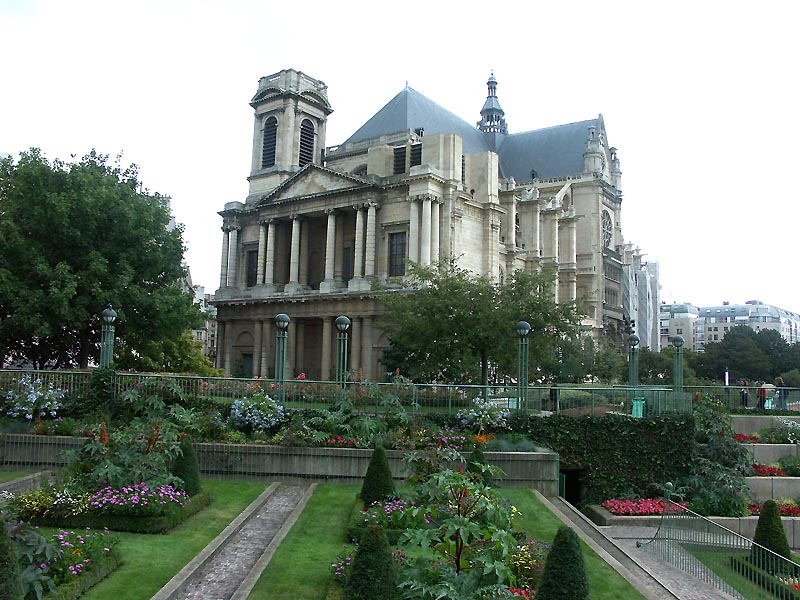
[247,69,333,197]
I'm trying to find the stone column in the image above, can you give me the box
[361,316,373,380]
[219,227,229,288]
[321,316,333,381]
[408,198,419,264]
[296,322,305,376]
[321,209,337,293]
[216,321,225,369]
[364,202,378,278]
[256,221,267,285]
[420,195,432,266]
[350,317,362,375]
[353,206,365,278]
[299,219,310,287]
[431,200,440,264]
[286,215,302,294]
[265,220,276,286]
[253,319,263,377]
[224,323,233,375]
[226,226,239,289]
[287,319,296,376]
[261,320,272,378]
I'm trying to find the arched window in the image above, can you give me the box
[261,116,277,168]
[299,119,315,167]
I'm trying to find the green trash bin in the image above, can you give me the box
[632,398,646,418]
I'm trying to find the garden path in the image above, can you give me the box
[152,481,314,600]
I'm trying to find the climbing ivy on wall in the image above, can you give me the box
[508,413,695,506]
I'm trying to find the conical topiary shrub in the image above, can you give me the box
[359,446,396,505]
[751,499,792,572]
[344,525,398,600]
[536,525,589,600]
[172,436,202,496]
[467,443,494,487]
[0,519,24,600]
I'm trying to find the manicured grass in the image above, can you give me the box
[688,547,794,600]
[500,488,647,600]
[248,483,360,600]
[80,479,266,600]
[251,485,647,600]
[0,468,38,483]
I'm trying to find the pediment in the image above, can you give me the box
[258,165,375,206]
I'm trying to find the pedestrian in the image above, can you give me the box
[757,380,766,411]
[775,376,789,411]
[740,379,749,408]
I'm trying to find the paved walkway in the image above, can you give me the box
[153,482,314,600]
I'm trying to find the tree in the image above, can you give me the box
[691,326,772,382]
[0,149,204,368]
[344,526,399,600]
[590,347,627,383]
[751,499,792,572]
[360,446,396,505]
[536,526,589,600]
[378,260,583,384]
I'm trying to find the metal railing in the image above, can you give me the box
[0,369,692,417]
[638,499,800,599]
[685,385,800,413]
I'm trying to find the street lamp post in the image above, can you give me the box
[516,321,532,410]
[628,333,640,387]
[671,335,685,392]
[99,304,117,368]
[274,313,290,401]
[335,316,351,401]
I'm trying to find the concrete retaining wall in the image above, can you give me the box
[731,414,800,436]
[0,434,559,496]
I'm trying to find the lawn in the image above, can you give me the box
[251,484,647,600]
[0,468,37,483]
[249,483,360,600]
[79,479,266,599]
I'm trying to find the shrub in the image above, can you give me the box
[509,539,551,591]
[0,518,23,600]
[344,525,398,600]
[456,397,509,432]
[779,455,800,477]
[229,394,285,434]
[4,375,64,422]
[360,446,396,505]
[751,499,792,572]
[172,437,202,496]
[536,526,589,600]
[467,443,494,487]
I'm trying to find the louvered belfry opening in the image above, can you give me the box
[393,146,406,175]
[261,116,277,168]
[410,143,422,168]
[299,119,315,167]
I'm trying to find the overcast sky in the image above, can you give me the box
[2,0,798,313]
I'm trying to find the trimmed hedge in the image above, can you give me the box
[509,413,695,505]
[730,554,800,600]
[44,548,122,600]
[359,447,396,505]
[346,504,405,546]
[31,489,212,533]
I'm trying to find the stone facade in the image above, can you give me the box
[212,68,649,379]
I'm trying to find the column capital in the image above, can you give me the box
[324,208,337,216]
[366,200,381,210]
[352,203,364,212]
[413,193,439,203]
[258,218,273,226]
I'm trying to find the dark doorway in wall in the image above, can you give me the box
[560,468,584,507]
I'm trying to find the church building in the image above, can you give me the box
[213,68,646,379]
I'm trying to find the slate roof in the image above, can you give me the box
[341,86,601,182]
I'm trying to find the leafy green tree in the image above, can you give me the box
[590,347,627,383]
[116,330,218,375]
[638,347,673,384]
[378,260,583,384]
[0,149,204,368]
[691,326,771,382]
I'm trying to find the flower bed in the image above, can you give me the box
[601,498,685,516]
[26,488,212,533]
[749,501,800,517]
[753,463,789,477]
